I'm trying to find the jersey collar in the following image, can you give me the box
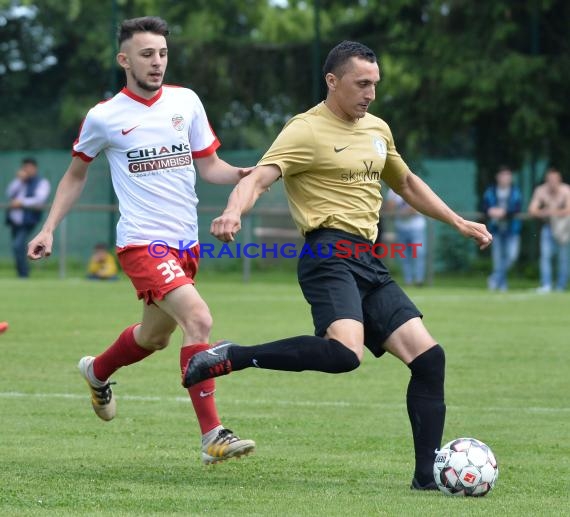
[321,100,360,126]
[121,86,163,107]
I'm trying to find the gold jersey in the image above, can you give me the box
[258,102,409,242]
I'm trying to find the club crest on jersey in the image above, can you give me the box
[172,114,185,131]
[373,137,387,158]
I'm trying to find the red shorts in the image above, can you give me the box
[117,244,200,305]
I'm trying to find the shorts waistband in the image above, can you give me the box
[304,228,374,245]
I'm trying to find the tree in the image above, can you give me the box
[1,0,569,188]
[317,0,570,189]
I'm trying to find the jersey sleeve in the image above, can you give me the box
[257,117,315,177]
[72,109,108,162]
[379,123,409,186]
[188,91,220,159]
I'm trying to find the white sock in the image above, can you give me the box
[86,358,107,388]
[202,425,224,446]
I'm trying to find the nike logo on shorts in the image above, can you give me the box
[334,145,350,153]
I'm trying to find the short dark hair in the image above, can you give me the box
[543,167,562,182]
[497,165,512,174]
[322,41,377,78]
[118,16,169,47]
[546,166,560,175]
[22,157,37,167]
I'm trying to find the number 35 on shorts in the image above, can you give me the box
[156,259,185,284]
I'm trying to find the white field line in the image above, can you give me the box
[0,391,568,414]
[202,292,552,303]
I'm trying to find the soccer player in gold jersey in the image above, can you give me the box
[183,41,492,489]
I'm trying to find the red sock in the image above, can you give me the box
[93,324,153,381]
[180,343,221,434]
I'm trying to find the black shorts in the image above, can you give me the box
[297,228,422,357]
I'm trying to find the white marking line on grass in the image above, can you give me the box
[412,293,549,303]
[0,391,568,414]
[205,292,549,304]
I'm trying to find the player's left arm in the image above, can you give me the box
[194,152,253,185]
[386,170,492,250]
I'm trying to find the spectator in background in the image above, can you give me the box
[87,243,119,281]
[528,167,570,293]
[5,157,51,278]
[481,166,523,291]
[384,189,427,286]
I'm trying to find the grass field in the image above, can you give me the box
[0,271,569,516]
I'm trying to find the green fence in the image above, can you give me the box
[1,150,543,279]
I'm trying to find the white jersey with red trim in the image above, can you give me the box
[73,85,220,248]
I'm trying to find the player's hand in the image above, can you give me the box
[457,219,493,250]
[27,230,53,260]
[238,166,255,179]
[211,210,241,243]
[487,207,506,219]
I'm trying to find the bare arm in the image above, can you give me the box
[528,189,547,218]
[529,187,570,217]
[194,153,253,185]
[210,164,282,242]
[554,188,570,217]
[6,178,23,199]
[386,170,492,249]
[559,190,570,216]
[27,157,89,259]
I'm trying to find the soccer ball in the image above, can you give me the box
[433,437,498,496]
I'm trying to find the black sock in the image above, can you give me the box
[406,344,446,485]
[227,335,360,374]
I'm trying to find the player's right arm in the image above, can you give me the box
[210,165,281,242]
[28,157,90,259]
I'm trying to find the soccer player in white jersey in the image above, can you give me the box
[27,16,255,464]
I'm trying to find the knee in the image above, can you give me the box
[193,305,213,336]
[137,329,174,351]
[182,304,213,340]
[353,347,365,363]
[409,344,445,380]
[428,343,445,364]
[344,349,361,372]
[329,339,361,373]
[140,338,170,351]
